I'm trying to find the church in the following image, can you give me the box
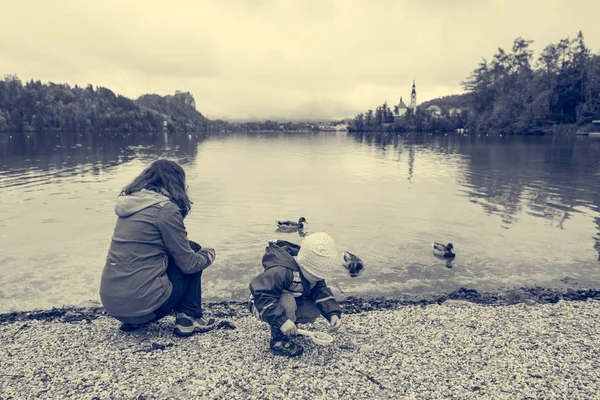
[394,80,417,120]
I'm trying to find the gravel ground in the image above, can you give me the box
[1,299,600,399]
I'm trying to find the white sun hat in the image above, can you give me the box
[296,232,343,280]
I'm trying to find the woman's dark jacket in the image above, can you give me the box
[100,189,215,320]
[249,240,341,332]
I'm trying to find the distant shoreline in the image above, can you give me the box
[0,122,585,136]
[347,122,582,135]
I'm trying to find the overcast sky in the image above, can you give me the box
[1,0,599,120]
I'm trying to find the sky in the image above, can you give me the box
[1,0,600,121]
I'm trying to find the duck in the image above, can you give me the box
[432,242,455,258]
[343,251,364,278]
[276,217,307,231]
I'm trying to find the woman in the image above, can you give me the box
[100,159,216,336]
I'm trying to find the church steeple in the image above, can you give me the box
[410,79,417,112]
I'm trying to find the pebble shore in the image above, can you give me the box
[2,293,600,399]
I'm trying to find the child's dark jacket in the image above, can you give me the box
[249,240,341,332]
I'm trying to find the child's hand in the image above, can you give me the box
[280,319,297,336]
[329,315,342,332]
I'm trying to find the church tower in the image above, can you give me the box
[410,79,417,112]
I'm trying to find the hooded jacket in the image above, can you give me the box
[249,240,341,332]
[100,189,215,321]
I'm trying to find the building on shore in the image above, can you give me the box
[393,80,417,120]
[394,98,409,119]
[426,105,442,117]
[409,80,416,113]
[449,108,462,116]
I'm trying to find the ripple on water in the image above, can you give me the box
[1,132,600,311]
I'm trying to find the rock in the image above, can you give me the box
[150,342,173,351]
[266,385,278,393]
[359,344,372,353]
[216,321,236,330]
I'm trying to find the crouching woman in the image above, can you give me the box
[249,232,343,357]
[100,159,216,337]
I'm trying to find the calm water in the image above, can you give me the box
[1,130,600,313]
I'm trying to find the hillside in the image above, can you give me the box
[418,93,473,113]
[348,31,600,135]
[0,75,216,134]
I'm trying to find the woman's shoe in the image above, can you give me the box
[173,313,216,337]
[119,322,141,332]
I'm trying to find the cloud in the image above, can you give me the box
[1,0,599,119]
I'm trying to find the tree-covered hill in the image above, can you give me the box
[0,75,219,134]
[348,30,600,135]
[462,31,600,134]
[418,93,473,113]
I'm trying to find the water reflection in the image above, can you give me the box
[457,135,599,228]
[349,131,600,261]
[4,131,599,250]
[0,131,204,189]
[356,132,600,227]
[2,130,600,312]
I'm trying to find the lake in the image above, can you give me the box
[1,130,599,313]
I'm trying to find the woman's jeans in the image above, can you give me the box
[150,259,204,321]
[152,240,205,321]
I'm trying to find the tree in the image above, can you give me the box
[10,109,23,132]
[365,110,374,128]
[347,31,600,135]
[0,74,219,134]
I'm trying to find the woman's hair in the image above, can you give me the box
[121,159,192,218]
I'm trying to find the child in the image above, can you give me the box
[249,232,344,357]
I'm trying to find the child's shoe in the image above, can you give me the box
[174,312,216,337]
[270,338,304,357]
[270,325,303,357]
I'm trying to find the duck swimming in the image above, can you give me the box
[343,251,364,278]
[432,242,455,258]
[276,217,307,231]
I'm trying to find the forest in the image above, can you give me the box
[349,31,600,135]
[0,76,226,134]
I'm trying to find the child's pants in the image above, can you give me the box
[250,292,321,324]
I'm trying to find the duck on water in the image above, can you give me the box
[276,217,307,232]
[433,242,456,268]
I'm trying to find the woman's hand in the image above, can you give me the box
[329,315,342,332]
[201,248,216,264]
[280,319,298,336]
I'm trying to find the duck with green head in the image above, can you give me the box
[433,242,456,268]
[433,242,455,258]
[342,251,364,278]
[276,217,307,231]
